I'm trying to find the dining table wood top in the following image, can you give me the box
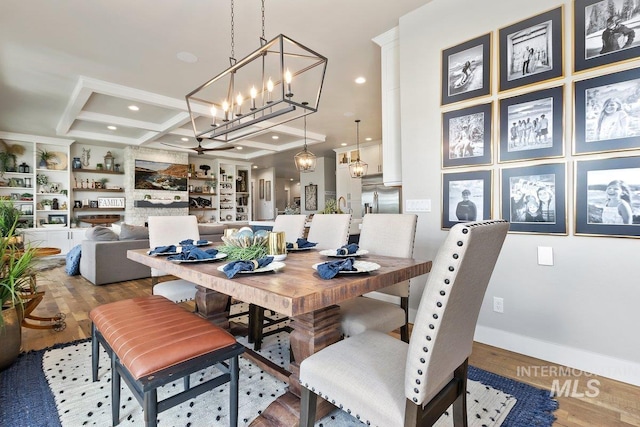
[128,248,431,318]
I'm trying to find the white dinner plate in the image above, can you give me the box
[170,252,228,263]
[318,249,369,258]
[312,260,380,274]
[217,261,286,274]
[178,240,213,247]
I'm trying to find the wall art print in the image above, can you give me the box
[442,102,493,168]
[499,85,564,162]
[500,162,566,235]
[134,160,188,191]
[442,170,492,229]
[441,33,492,105]
[499,6,564,92]
[574,0,640,72]
[575,156,640,237]
[574,67,640,154]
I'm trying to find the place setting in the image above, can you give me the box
[285,237,317,251]
[148,242,227,263]
[313,244,379,279]
[217,227,287,278]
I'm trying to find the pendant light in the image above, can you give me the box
[294,103,316,172]
[349,119,368,178]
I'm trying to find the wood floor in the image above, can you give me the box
[18,265,640,427]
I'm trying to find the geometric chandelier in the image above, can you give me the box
[294,106,316,173]
[185,1,328,144]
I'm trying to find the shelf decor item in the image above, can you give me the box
[103,151,114,171]
[72,157,82,169]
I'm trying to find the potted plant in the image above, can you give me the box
[41,199,53,211]
[96,163,103,171]
[0,200,37,370]
[36,173,49,193]
[38,149,55,169]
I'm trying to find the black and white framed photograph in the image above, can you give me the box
[574,67,640,154]
[441,33,492,105]
[575,156,640,237]
[442,102,493,168]
[499,6,564,92]
[305,183,317,211]
[499,85,564,162]
[574,0,640,73]
[442,170,492,229]
[501,162,566,234]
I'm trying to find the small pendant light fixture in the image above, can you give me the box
[349,119,368,178]
[294,103,316,172]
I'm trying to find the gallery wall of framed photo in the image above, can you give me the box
[440,1,640,238]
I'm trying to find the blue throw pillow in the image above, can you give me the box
[65,244,82,276]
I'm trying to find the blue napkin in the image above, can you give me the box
[336,243,359,256]
[167,247,219,261]
[223,256,274,278]
[149,245,176,255]
[180,239,210,246]
[316,257,357,279]
[286,238,317,249]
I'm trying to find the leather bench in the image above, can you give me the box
[90,295,244,427]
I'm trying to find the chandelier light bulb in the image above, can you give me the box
[250,86,258,110]
[222,100,230,121]
[285,69,293,98]
[266,78,274,104]
[210,105,217,126]
[235,93,243,116]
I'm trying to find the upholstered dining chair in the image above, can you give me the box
[338,213,417,342]
[248,214,308,350]
[299,220,509,427]
[305,213,351,250]
[147,216,200,304]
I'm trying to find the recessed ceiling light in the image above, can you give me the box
[181,137,189,142]
[365,137,372,141]
[290,178,294,181]
[341,143,347,146]
[236,146,243,150]
[272,135,279,140]
[344,112,354,117]
[177,51,198,63]
[355,77,366,84]
[252,165,258,169]
[107,125,117,130]
[128,105,139,111]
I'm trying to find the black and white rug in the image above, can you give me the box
[0,306,558,426]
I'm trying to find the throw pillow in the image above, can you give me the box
[65,244,82,276]
[84,226,119,241]
[119,223,149,240]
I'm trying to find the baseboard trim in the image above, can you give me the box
[473,325,640,387]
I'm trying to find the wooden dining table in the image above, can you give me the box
[128,248,431,426]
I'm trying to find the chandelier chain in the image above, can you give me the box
[230,0,235,59]
[261,0,266,39]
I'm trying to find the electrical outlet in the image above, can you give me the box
[493,297,504,313]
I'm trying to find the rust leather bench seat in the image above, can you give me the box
[90,295,244,427]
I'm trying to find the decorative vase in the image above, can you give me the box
[0,307,22,371]
[72,157,82,169]
[39,159,47,168]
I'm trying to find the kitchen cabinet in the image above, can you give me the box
[359,144,382,175]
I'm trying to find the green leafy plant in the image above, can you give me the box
[0,200,21,238]
[38,149,54,165]
[36,174,48,186]
[99,177,108,187]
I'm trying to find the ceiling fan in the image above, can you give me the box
[161,139,236,155]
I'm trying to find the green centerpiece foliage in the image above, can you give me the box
[218,228,269,260]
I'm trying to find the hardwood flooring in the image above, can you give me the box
[19,265,640,427]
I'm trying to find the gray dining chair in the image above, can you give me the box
[338,213,417,342]
[248,214,308,350]
[148,216,199,303]
[299,220,509,427]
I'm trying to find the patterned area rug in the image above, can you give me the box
[0,306,558,426]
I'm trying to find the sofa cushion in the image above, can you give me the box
[85,226,119,241]
[119,223,149,240]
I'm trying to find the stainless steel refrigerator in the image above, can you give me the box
[361,174,401,214]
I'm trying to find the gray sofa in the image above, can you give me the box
[80,223,234,286]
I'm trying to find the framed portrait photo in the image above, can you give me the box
[499,85,564,162]
[574,67,640,154]
[442,102,493,168]
[574,0,640,73]
[499,6,564,92]
[500,162,566,234]
[441,33,492,106]
[442,170,492,229]
[575,156,640,237]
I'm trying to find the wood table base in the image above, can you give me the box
[250,306,342,426]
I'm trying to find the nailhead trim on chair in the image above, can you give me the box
[302,380,373,427]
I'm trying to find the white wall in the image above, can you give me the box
[253,167,276,220]
[400,0,640,385]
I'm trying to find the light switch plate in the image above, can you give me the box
[537,246,553,266]
[406,199,431,212]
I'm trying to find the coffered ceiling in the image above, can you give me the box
[0,0,431,179]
